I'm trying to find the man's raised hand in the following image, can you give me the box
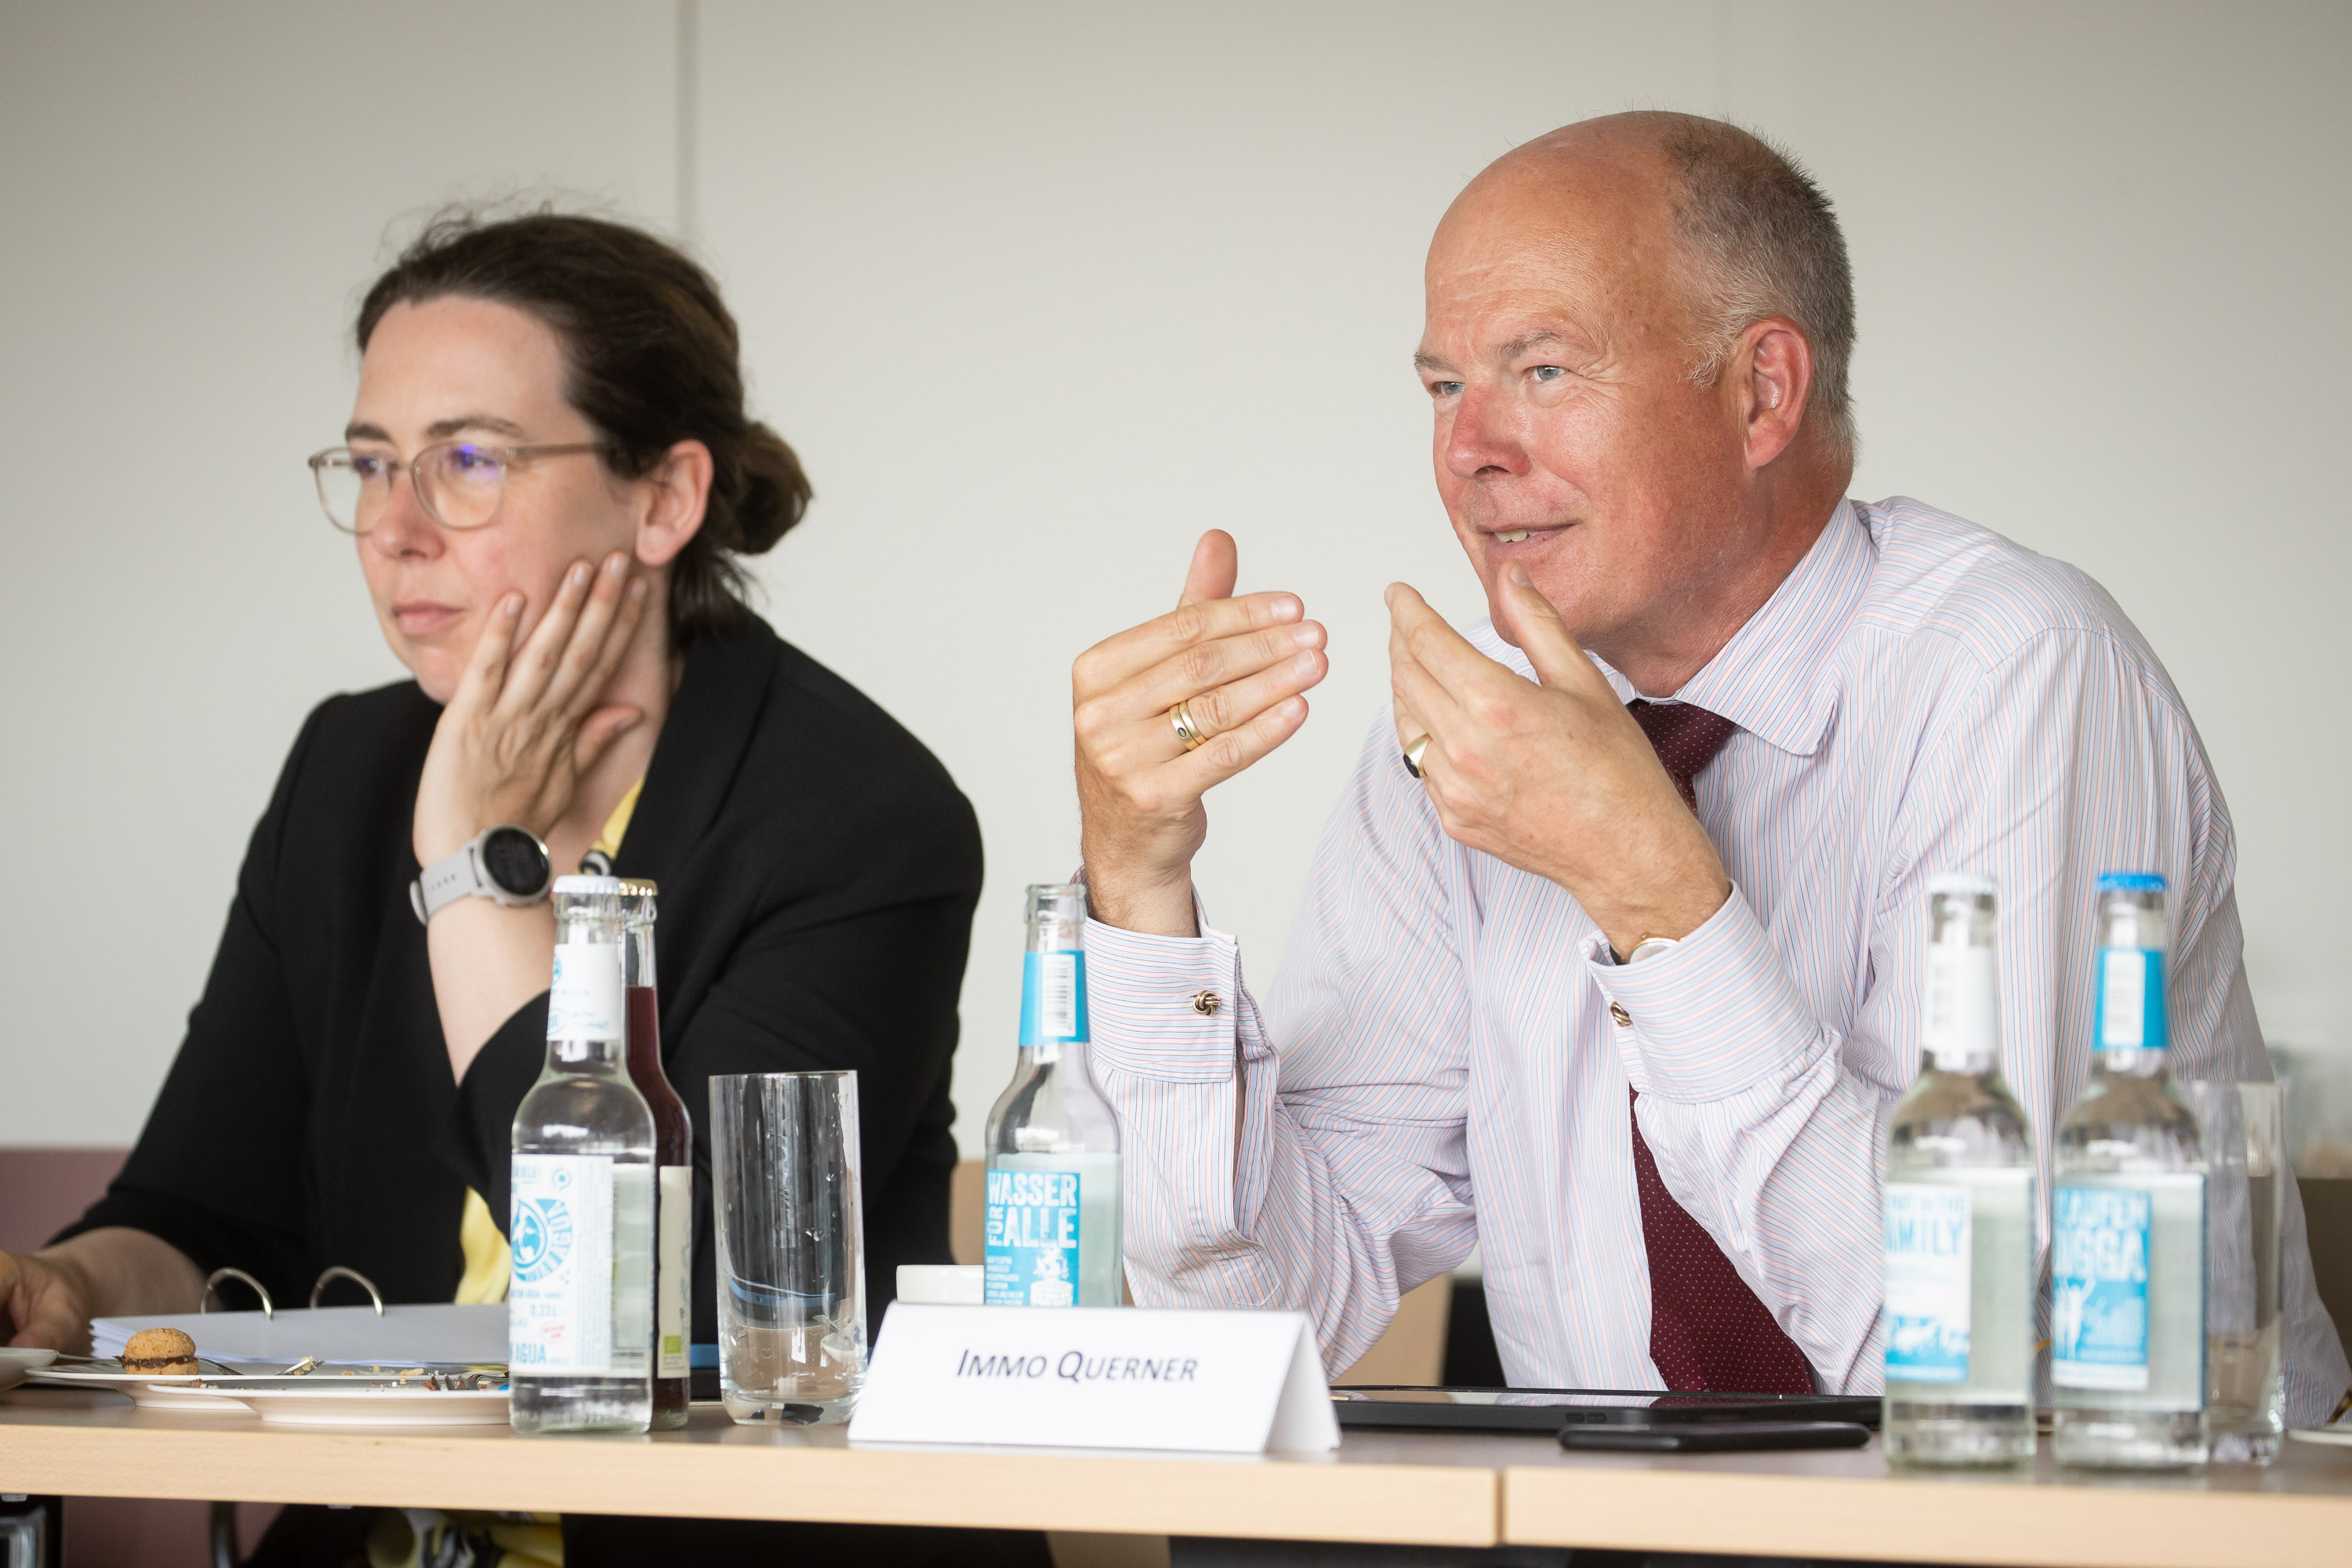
[1387,561,1729,956]
[1074,531,1327,937]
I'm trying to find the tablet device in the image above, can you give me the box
[1330,1385,1881,1436]
[1559,1419,1871,1453]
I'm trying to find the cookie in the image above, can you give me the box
[121,1326,199,1377]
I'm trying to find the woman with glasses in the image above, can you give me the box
[0,212,1037,1566]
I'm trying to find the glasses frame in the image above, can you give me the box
[306,441,613,534]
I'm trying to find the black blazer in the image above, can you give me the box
[67,614,982,1338]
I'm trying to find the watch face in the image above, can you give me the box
[481,826,551,899]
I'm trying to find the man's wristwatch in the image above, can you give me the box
[409,826,555,924]
[1618,935,1680,965]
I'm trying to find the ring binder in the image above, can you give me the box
[199,1267,273,1319]
[198,1265,389,1319]
[309,1266,384,1315]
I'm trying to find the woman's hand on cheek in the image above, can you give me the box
[412,551,650,866]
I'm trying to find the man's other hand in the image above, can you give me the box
[1388,562,1730,956]
[1075,531,1327,937]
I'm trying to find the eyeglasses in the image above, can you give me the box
[307,441,610,534]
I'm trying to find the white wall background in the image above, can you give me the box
[2,0,2346,1152]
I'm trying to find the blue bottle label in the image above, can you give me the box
[508,1153,614,1374]
[984,1167,1081,1306]
[2095,947,2168,1051]
[1018,951,1090,1046]
[2052,1185,2152,1390]
[1883,1183,1972,1384]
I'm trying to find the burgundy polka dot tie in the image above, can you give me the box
[1621,699,1813,1394]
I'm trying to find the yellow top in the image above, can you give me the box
[589,779,643,866]
[452,780,646,1307]
[452,1192,510,1305]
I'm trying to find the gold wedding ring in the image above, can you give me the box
[1402,733,1431,779]
[1171,699,1210,751]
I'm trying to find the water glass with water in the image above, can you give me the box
[2185,1080,2285,1461]
[710,1071,867,1425]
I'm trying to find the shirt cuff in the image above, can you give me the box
[1083,914,1243,1083]
[1583,886,1824,1102]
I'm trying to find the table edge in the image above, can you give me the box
[1501,1461,2352,1567]
[0,1421,1500,1545]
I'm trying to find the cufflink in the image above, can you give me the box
[1608,1002,1633,1028]
[1192,989,1223,1016]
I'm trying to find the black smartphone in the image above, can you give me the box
[1559,1420,1871,1453]
[1332,1385,1881,1436]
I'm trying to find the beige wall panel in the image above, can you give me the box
[695,0,2352,1151]
[2,1,2346,1160]
[0,0,680,1142]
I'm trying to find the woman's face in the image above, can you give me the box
[349,296,645,704]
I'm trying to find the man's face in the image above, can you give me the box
[1415,152,1755,660]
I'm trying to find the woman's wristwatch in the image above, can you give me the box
[409,826,556,924]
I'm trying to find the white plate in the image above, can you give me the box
[2288,1427,2352,1448]
[180,1383,511,1426]
[25,1365,240,1410]
[0,1348,59,1392]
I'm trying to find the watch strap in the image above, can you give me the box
[411,840,492,924]
[409,826,551,924]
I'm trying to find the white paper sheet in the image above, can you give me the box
[91,1302,506,1367]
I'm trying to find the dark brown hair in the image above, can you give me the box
[356,209,810,642]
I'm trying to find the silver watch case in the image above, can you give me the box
[408,825,555,924]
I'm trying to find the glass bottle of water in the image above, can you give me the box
[510,876,656,1434]
[1882,874,2037,1465]
[2053,873,2208,1468]
[983,884,1123,1307]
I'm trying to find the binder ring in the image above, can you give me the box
[200,1267,274,1319]
[309,1266,386,1316]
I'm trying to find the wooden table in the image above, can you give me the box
[0,1387,1501,1548]
[1503,1440,2352,1568]
[6,1385,2352,1564]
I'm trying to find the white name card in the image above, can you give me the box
[848,1302,1340,1454]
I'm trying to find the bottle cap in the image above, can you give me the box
[2096,871,2166,893]
[615,878,659,896]
[1924,872,1997,898]
[553,874,625,895]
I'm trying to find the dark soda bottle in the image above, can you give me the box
[617,878,693,1428]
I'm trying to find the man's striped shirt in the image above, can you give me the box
[1084,496,2349,1424]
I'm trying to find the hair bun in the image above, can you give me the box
[722,422,811,557]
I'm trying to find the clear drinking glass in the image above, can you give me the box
[709,1071,867,1425]
[2184,1080,2285,1462]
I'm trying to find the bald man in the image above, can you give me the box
[1069,114,2348,1421]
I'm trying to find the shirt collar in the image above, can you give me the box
[1588,498,1875,758]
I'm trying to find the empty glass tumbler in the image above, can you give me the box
[2184,1080,2286,1462]
[709,1071,868,1425]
